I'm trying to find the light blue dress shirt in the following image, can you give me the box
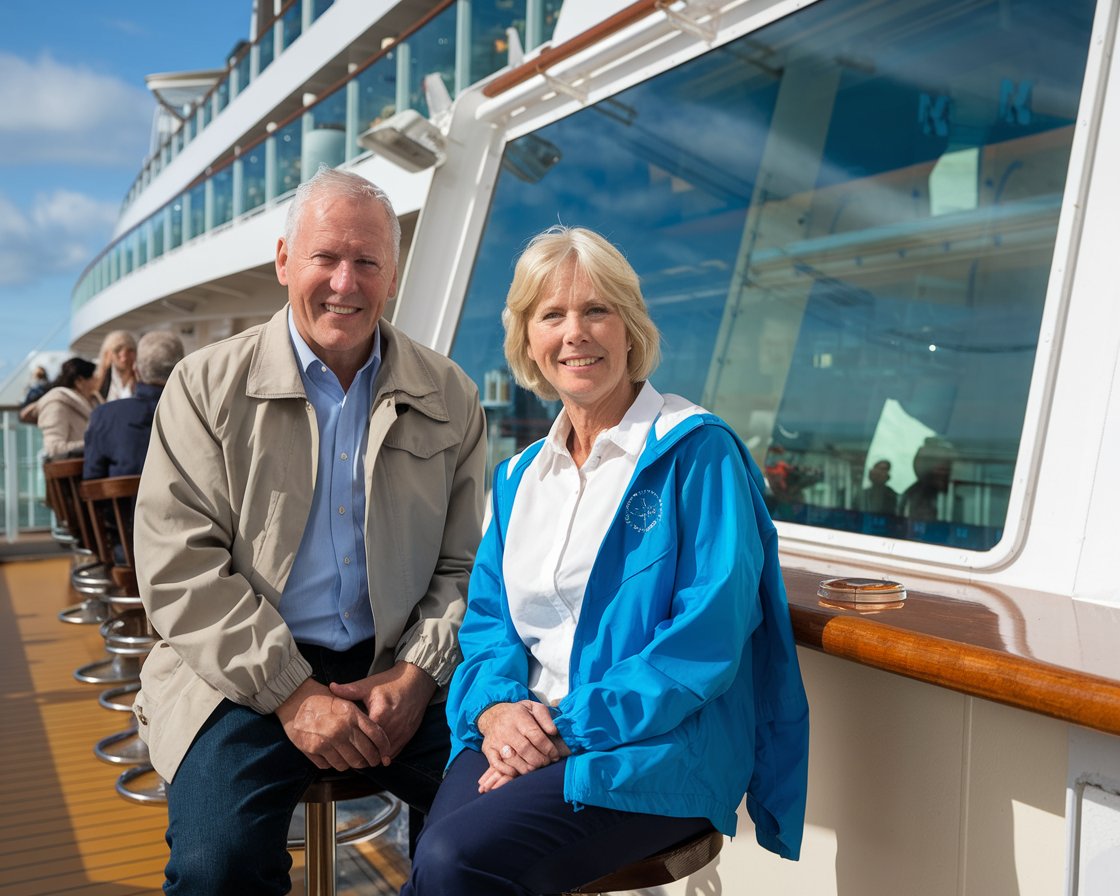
[280,309,381,650]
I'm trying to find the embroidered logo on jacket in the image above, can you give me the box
[624,489,662,532]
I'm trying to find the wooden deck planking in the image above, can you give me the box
[0,554,410,895]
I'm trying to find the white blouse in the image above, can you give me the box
[503,382,664,705]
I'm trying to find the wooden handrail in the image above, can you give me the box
[482,0,663,97]
[783,566,1120,737]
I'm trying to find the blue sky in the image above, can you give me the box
[0,1,249,396]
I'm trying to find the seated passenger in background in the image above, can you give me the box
[401,226,810,896]
[83,331,185,480]
[899,437,955,521]
[94,329,138,401]
[857,459,899,515]
[30,357,101,458]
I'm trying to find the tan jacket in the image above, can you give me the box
[132,308,486,781]
[35,387,101,457]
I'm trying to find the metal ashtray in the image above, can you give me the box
[817,577,906,607]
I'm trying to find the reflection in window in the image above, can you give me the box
[450,0,1095,552]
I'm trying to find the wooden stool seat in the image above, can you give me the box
[289,770,402,896]
[562,826,723,894]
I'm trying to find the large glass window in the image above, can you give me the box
[449,0,1096,552]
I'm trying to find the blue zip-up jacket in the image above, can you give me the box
[446,398,809,859]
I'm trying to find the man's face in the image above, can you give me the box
[275,191,398,380]
[870,461,890,486]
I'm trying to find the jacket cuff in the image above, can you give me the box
[245,651,314,714]
[397,638,462,687]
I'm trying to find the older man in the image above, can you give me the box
[133,168,487,894]
[83,330,184,480]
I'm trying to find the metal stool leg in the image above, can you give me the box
[305,800,338,896]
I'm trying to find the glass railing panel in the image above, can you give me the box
[406,5,457,116]
[468,0,528,86]
[211,165,235,229]
[168,199,184,251]
[312,0,334,21]
[136,225,149,267]
[259,27,275,72]
[235,50,252,98]
[187,183,207,240]
[216,78,230,116]
[152,214,165,260]
[449,0,1096,552]
[274,119,303,198]
[241,145,267,214]
[354,54,398,156]
[304,85,347,177]
[282,2,303,50]
[0,413,50,540]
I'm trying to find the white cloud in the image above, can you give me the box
[0,189,117,287]
[0,51,153,166]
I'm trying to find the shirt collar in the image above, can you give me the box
[541,381,664,469]
[287,306,381,380]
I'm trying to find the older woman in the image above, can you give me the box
[33,357,101,458]
[401,227,809,895]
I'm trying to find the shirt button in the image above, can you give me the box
[320,365,327,373]
[338,505,346,515]
[340,452,348,461]
[344,611,350,619]
[343,556,351,565]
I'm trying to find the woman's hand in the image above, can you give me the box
[476,700,570,789]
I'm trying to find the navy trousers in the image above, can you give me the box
[400,749,710,896]
[163,640,450,895]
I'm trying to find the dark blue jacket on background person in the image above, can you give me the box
[83,382,164,480]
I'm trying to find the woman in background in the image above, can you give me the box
[95,330,138,400]
[34,357,101,458]
[401,227,809,895]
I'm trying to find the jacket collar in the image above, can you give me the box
[246,306,450,422]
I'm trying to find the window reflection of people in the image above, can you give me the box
[401,227,809,895]
[899,437,955,521]
[858,459,899,515]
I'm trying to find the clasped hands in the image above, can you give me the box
[476,700,571,793]
[275,660,435,771]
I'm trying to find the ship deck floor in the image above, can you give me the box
[0,552,409,895]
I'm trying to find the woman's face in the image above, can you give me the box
[112,344,136,375]
[526,260,632,416]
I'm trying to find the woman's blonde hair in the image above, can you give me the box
[502,226,661,400]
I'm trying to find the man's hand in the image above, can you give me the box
[276,678,392,770]
[329,661,437,764]
[475,700,570,789]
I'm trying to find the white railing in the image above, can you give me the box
[0,409,51,543]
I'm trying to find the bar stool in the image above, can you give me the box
[287,771,402,896]
[78,475,164,804]
[561,826,723,895]
[72,476,149,686]
[42,458,111,625]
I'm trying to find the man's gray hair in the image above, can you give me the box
[284,166,401,263]
[136,331,185,385]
